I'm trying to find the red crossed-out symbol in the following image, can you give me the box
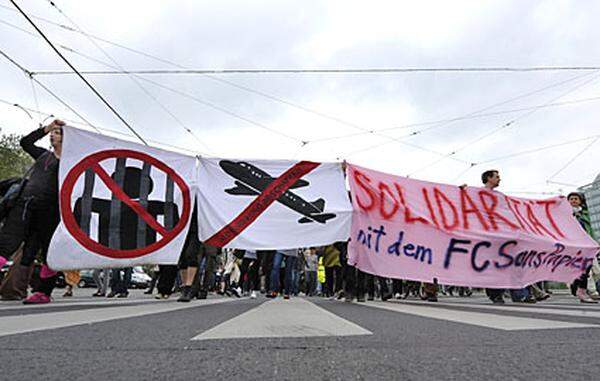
[205,161,320,247]
[60,149,191,259]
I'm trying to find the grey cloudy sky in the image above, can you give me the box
[1,0,599,197]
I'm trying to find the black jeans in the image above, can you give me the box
[344,265,366,299]
[110,268,132,294]
[0,197,59,296]
[325,266,342,296]
[366,274,389,298]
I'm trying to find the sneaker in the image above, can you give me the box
[229,287,242,298]
[536,293,551,301]
[23,292,50,305]
[394,293,401,299]
[250,291,257,299]
[155,293,170,300]
[283,294,290,300]
[266,291,277,298]
[178,287,192,302]
[382,293,392,302]
[92,291,105,297]
[106,291,117,298]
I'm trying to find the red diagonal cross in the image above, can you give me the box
[91,163,169,237]
[205,161,320,247]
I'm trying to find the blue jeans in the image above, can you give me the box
[270,253,297,295]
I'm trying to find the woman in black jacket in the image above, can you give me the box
[0,119,64,304]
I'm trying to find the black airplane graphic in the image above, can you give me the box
[219,160,337,224]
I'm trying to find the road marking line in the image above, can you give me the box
[362,301,599,331]
[192,298,372,340]
[0,298,236,337]
[404,300,600,319]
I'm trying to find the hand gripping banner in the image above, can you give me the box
[196,158,352,249]
[347,163,599,288]
[48,127,194,270]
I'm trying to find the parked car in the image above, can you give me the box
[78,270,97,288]
[130,267,151,289]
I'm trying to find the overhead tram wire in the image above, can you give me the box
[0,47,98,134]
[2,3,600,76]
[0,6,578,165]
[8,0,147,146]
[410,69,600,178]
[1,6,591,166]
[327,69,599,160]
[4,3,597,167]
[28,67,600,75]
[0,97,203,156]
[478,134,600,164]
[310,71,600,144]
[0,12,303,146]
[546,137,600,182]
[44,1,212,155]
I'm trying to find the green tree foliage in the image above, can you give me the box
[0,128,33,179]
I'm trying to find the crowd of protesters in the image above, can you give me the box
[0,121,599,306]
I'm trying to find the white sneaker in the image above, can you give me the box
[250,291,257,299]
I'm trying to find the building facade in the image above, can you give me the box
[579,173,600,240]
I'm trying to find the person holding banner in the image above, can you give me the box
[568,192,600,303]
[476,170,508,305]
[0,120,64,304]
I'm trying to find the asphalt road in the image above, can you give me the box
[1,289,599,380]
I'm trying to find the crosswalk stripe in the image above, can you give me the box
[361,301,600,331]
[407,300,600,319]
[0,298,158,312]
[192,298,372,340]
[0,298,235,337]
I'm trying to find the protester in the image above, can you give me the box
[321,244,343,298]
[568,192,599,303]
[476,170,507,304]
[63,270,80,297]
[177,204,202,302]
[302,248,319,296]
[92,269,109,297]
[0,120,65,304]
[108,268,131,298]
[268,249,298,299]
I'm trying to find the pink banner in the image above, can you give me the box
[347,164,599,288]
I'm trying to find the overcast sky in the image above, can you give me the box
[1,0,599,197]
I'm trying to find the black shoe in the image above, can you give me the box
[106,291,117,298]
[426,293,438,302]
[357,296,366,303]
[381,292,392,302]
[143,290,153,295]
[492,296,505,304]
[117,292,128,298]
[178,287,192,302]
[367,295,374,301]
[197,290,208,300]
[92,291,105,297]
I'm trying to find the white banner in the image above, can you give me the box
[48,127,195,270]
[196,158,352,249]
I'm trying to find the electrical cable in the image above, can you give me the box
[546,137,600,182]
[8,0,147,145]
[44,1,212,155]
